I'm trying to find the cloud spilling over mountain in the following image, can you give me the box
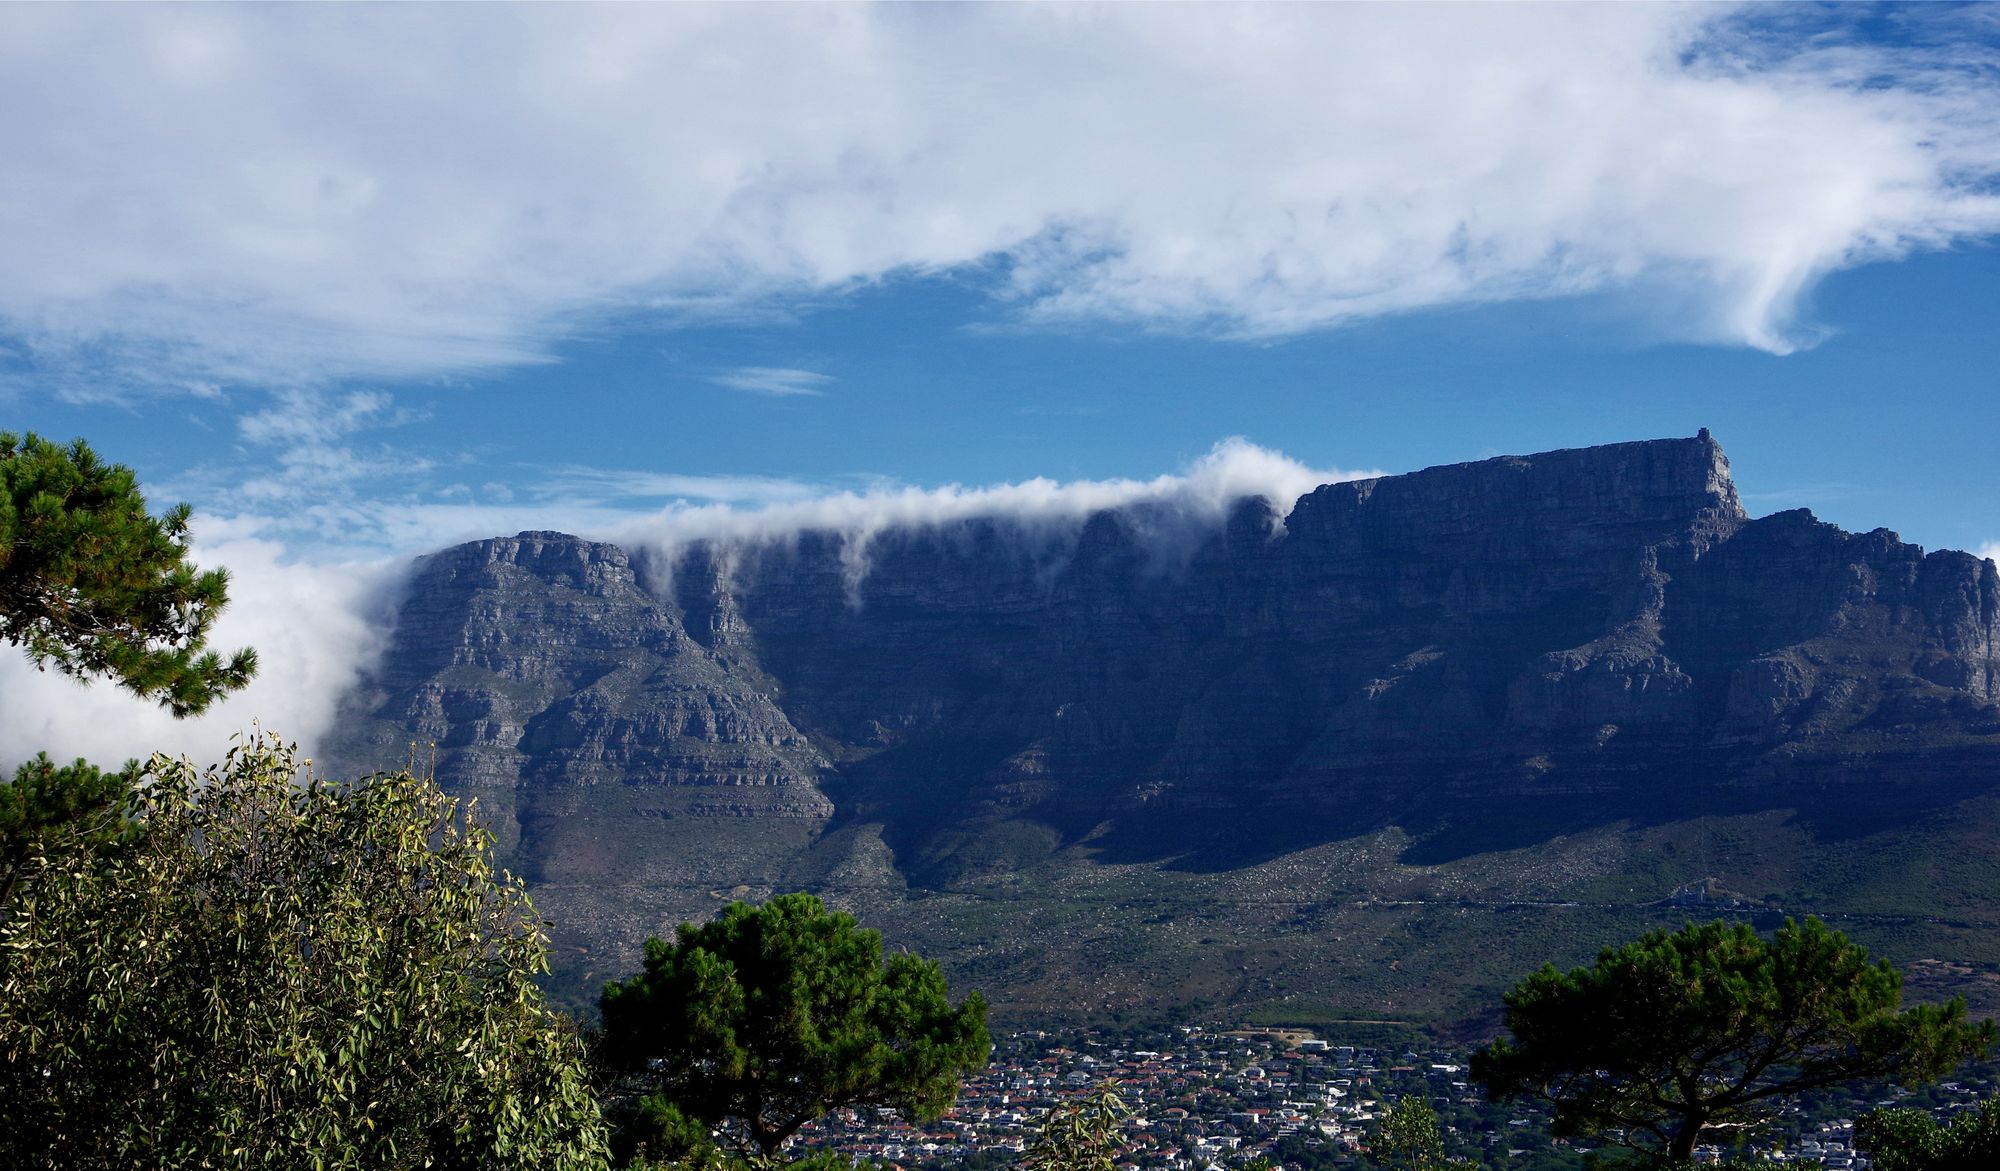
[604,437,1370,599]
[0,535,405,771]
[314,433,2000,1024]
[3,4,1998,391]
[0,440,1364,769]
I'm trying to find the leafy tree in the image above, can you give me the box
[1273,1132,1347,1171]
[0,734,608,1170]
[0,752,138,908]
[1471,918,1995,1163]
[620,1095,729,1171]
[0,430,254,716]
[599,892,990,1163]
[1372,1095,1475,1171]
[1021,1083,1131,1171]
[1858,1097,2000,1171]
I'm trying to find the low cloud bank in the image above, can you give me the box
[0,535,406,773]
[0,441,1363,770]
[607,439,1370,602]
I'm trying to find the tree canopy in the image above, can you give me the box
[1859,1097,2000,1171]
[0,734,607,1170]
[0,430,253,715]
[0,752,137,909]
[599,891,990,1162]
[1471,917,1995,1162]
[1370,1096,1474,1171]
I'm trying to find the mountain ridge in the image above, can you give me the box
[323,433,2000,1026]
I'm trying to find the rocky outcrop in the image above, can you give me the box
[323,434,2000,984]
[324,533,832,951]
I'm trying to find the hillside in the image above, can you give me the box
[323,433,2000,1028]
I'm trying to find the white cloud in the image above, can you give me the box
[611,437,1358,550]
[188,498,644,561]
[237,388,400,446]
[188,437,1361,566]
[1978,542,1999,566]
[0,439,1370,769]
[545,466,822,504]
[174,464,827,559]
[708,367,833,397]
[160,386,438,513]
[0,3,1995,387]
[606,437,1374,602]
[0,531,404,772]
[1740,484,1862,509]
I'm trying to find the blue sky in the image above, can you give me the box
[26,247,2000,555]
[3,2,1999,764]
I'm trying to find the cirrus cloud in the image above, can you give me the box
[708,367,834,397]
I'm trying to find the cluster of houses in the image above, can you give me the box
[794,1026,2000,1170]
[796,1026,1531,1168]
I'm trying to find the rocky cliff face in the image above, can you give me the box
[327,532,833,946]
[323,434,2000,1016]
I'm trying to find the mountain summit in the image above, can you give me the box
[326,434,2000,1024]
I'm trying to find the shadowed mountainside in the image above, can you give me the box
[324,433,2000,1027]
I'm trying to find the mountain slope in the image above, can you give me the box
[324,434,2000,1026]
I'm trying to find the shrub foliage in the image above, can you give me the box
[0,734,607,1170]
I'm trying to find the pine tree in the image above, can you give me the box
[0,430,254,716]
[0,753,139,909]
[599,892,990,1162]
[1473,917,1995,1162]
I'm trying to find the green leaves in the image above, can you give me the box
[0,430,254,716]
[0,752,140,909]
[599,892,990,1160]
[1370,1096,1474,1171]
[1859,1098,2000,1171]
[0,733,608,1170]
[1471,917,1996,1162]
[1022,1083,1130,1171]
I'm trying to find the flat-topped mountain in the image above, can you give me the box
[324,434,2000,1027]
